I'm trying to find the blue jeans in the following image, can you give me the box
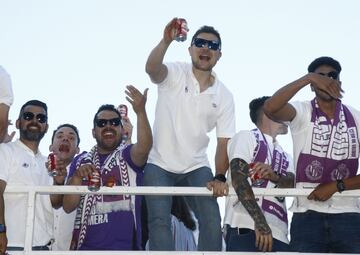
[290,210,360,253]
[143,163,222,251]
[225,226,289,252]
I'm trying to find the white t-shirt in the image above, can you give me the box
[224,130,294,244]
[289,100,360,213]
[52,165,76,251]
[148,62,235,173]
[0,66,14,106]
[0,140,53,247]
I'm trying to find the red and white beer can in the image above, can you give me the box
[175,18,188,42]
[88,171,101,192]
[47,153,58,177]
[249,163,264,186]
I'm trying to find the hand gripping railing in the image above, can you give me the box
[4,185,360,255]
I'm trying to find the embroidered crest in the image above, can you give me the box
[305,160,323,181]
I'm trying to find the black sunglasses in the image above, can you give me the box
[192,38,221,51]
[318,71,339,80]
[22,112,47,123]
[95,118,121,128]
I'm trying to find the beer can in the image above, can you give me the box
[88,171,101,192]
[175,18,188,42]
[118,104,128,143]
[249,163,264,186]
[47,153,58,177]
[118,104,128,118]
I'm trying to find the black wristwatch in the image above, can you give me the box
[0,224,6,233]
[336,179,346,193]
[213,174,226,183]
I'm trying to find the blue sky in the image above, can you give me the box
[2,0,360,217]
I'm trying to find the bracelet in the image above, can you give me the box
[213,174,226,183]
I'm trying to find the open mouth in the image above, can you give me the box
[199,55,210,61]
[59,144,70,153]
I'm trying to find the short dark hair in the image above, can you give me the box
[93,104,121,128]
[51,124,80,146]
[191,25,222,50]
[18,100,48,120]
[308,56,342,73]
[249,96,270,125]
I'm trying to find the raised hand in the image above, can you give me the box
[125,85,148,114]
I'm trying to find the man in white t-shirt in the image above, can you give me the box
[0,65,14,143]
[0,100,67,253]
[144,18,235,251]
[225,96,294,252]
[264,56,360,253]
[49,124,80,251]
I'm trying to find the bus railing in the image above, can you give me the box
[4,185,360,255]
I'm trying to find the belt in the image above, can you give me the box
[227,225,252,235]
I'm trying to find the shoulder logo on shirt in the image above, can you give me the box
[212,103,217,108]
[22,163,29,168]
[185,86,188,93]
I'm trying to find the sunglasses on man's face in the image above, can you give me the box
[192,38,221,51]
[22,112,47,123]
[318,71,339,80]
[95,118,121,128]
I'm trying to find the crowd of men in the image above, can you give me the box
[0,17,360,254]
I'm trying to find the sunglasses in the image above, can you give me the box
[95,118,121,128]
[192,38,221,51]
[22,112,47,123]
[318,71,339,80]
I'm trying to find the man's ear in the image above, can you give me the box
[15,119,20,129]
[92,129,95,138]
[49,144,54,152]
[217,51,222,60]
[310,84,314,91]
[76,146,80,154]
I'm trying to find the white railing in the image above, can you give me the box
[4,186,360,255]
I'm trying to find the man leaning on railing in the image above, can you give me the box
[0,100,68,254]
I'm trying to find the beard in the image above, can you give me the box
[95,136,121,153]
[20,128,46,142]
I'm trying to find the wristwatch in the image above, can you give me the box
[336,179,346,193]
[213,174,226,183]
[0,224,6,233]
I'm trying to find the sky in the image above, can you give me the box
[1,0,360,220]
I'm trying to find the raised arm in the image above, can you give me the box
[264,73,342,122]
[0,104,10,143]
[125,85,152,167]
[230,158,273,252]
[145,18,178,83]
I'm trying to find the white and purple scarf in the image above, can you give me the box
[70,144,136,250]
[251,129,290,224]
[296,99,359,183]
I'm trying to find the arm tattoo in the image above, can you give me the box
[230,158,271,234]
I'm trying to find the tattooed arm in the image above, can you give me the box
[230,158,273,252]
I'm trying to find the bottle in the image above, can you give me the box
[88,170,101,192]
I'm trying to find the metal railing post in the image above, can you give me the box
[24,190,36,252]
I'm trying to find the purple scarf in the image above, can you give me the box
[296,99,359,183]
[251,129,290,223]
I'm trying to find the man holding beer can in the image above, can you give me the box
[224,96,294,252]
[63,85,152,250]
[144,18,235,251]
